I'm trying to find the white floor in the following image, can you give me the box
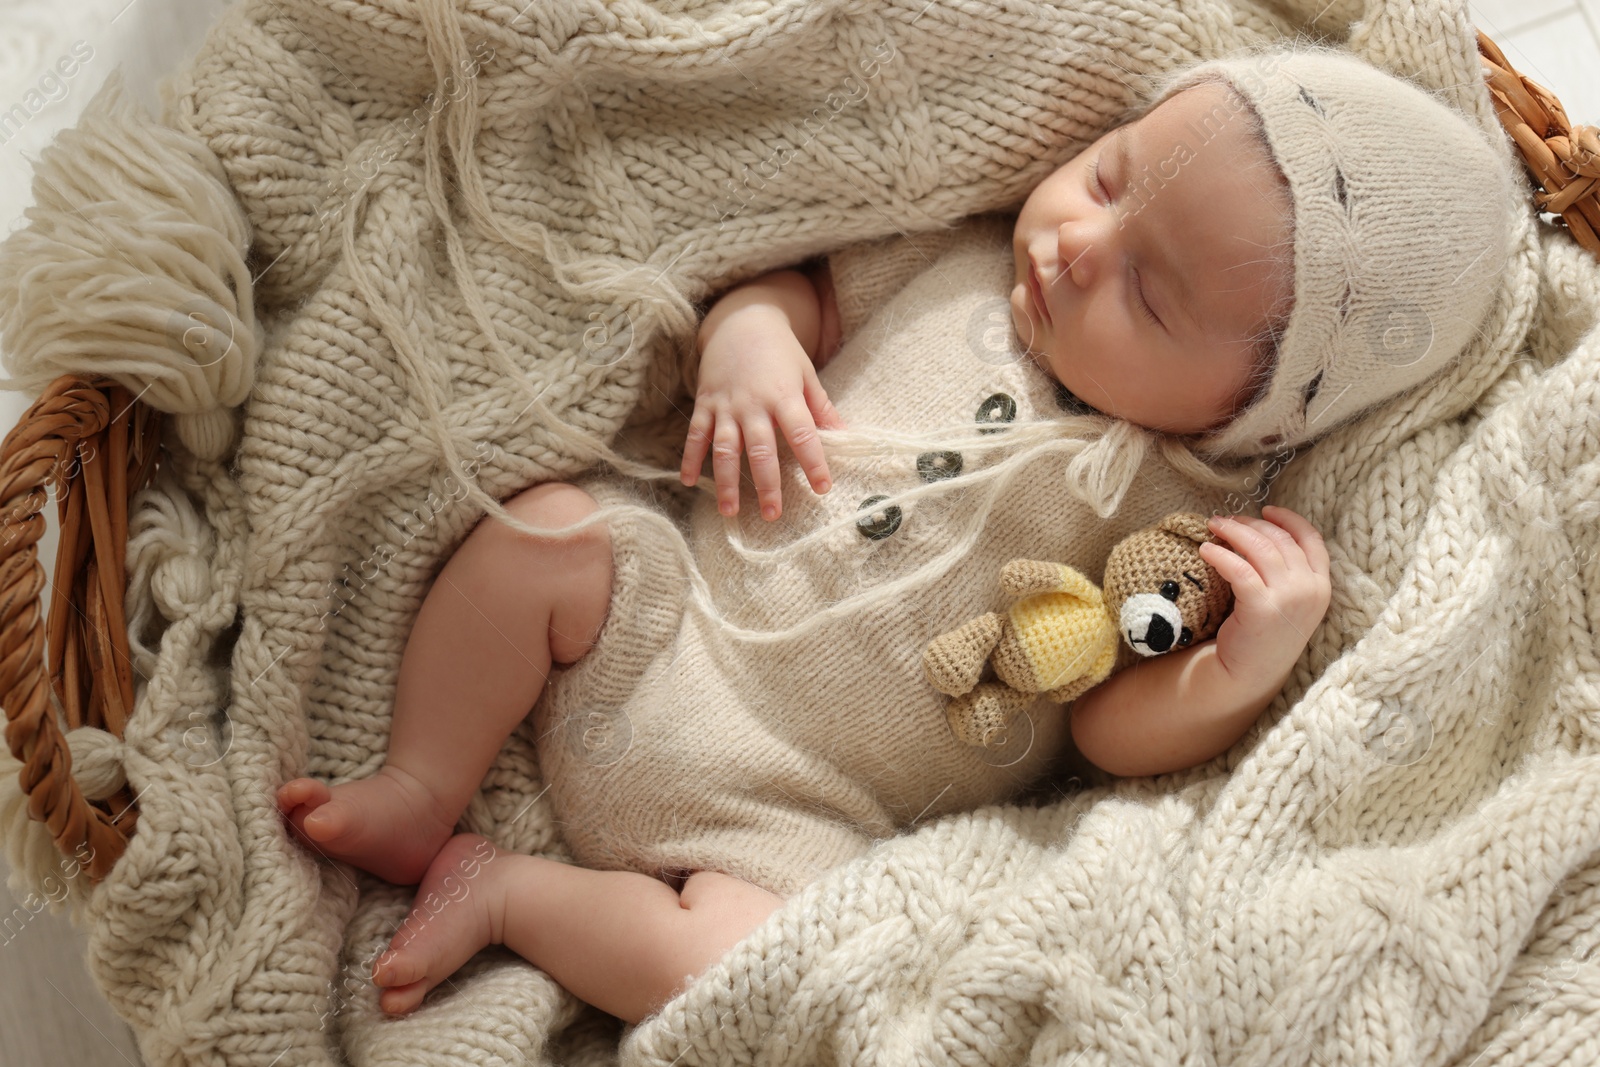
[0,881,145,1066]
[1,3,1597,1065]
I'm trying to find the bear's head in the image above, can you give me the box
[1102,513,1233,656]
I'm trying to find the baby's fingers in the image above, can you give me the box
[711,416,745,516]
[1206,514,1288,582]
[805,375,846,433]
[1262,505,1330,576]
[1198,539,1264,596]
[775,397,833,498]
[681,405,716,488]
[741,412,786,521]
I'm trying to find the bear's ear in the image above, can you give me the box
[1156,512,1213,545]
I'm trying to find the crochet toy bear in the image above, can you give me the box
[923,512,1235,747]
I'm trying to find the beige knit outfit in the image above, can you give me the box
[537,215,1238,897]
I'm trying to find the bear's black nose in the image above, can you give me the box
[1143,613,1174,653]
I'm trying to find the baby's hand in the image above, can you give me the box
[681,309,845,521]
[1198,505,1332,685]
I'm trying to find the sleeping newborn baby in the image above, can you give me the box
[275,45,1517,1024]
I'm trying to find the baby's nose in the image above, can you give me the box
[1055,220,1106,292]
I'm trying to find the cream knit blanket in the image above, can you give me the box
[1,0,1596,1064]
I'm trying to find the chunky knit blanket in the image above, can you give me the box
[1,0,1597,1064]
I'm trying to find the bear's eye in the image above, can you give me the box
[1179,627,1193,646]
[1160,580,1180,601]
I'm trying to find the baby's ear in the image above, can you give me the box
[1156,512,1214,545]
[1347,2,1500,141]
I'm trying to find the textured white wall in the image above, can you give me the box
[1470,2,1600,126]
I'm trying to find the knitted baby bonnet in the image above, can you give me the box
[1135,45,1522,462]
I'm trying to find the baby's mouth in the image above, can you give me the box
[1013,289,1045,362]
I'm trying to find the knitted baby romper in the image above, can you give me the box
[532,214,1240,898]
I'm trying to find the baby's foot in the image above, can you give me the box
[371,833,506,1015]
[276,766,457,885]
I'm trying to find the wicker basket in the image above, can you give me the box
[0,29,1596,885]
[0,378,160,880]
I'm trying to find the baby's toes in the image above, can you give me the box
[376,980,430,1016]
[302,805,357,847]
[276,778,329,815]
[371,946,437,1017]
[372,948,426,989]
[362,834,501,1013]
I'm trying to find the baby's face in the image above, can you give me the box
[1011,81,1293,435]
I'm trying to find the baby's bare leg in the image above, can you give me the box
[373,834,787,1024]
[388,481,612,813]
[277,483,612,885]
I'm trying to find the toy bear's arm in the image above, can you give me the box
[999,559,1098,600]
[1068,639,1287,777]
